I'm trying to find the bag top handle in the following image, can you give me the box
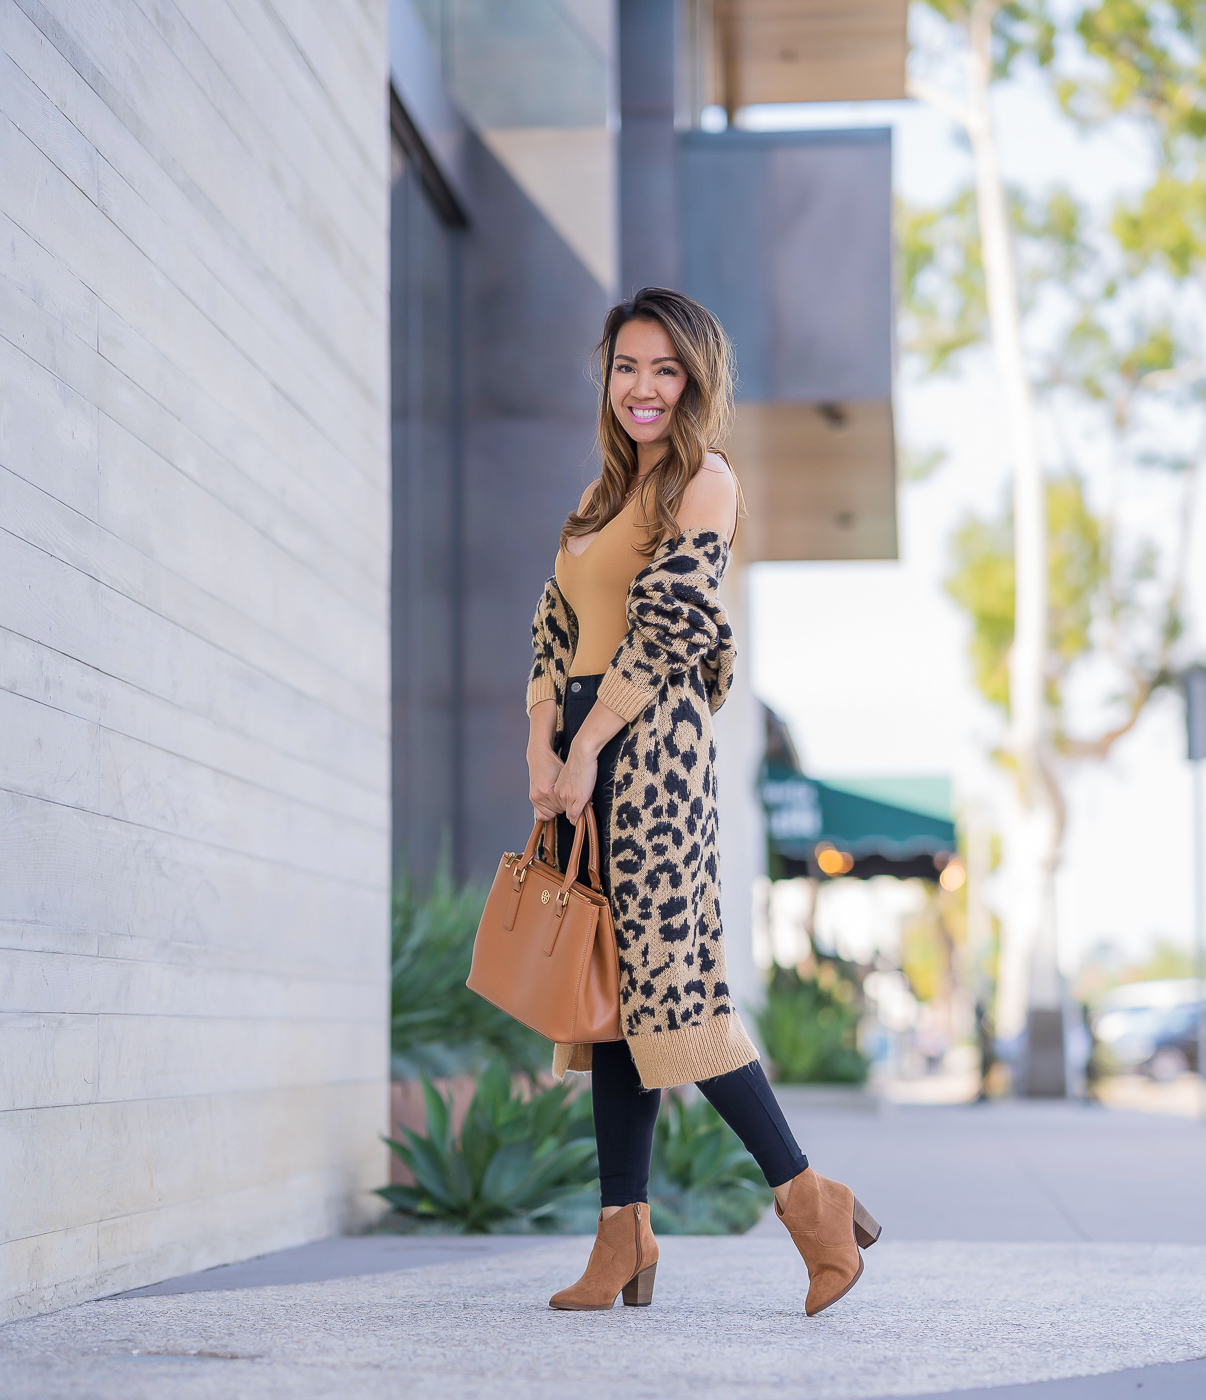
[518,805,603,895]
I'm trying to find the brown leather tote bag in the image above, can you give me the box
[466,804,623,1045]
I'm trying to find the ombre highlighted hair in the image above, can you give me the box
[560,287,737,557]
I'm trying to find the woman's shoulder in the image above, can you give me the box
[677,452,737,536]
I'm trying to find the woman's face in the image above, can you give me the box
[609,318,687,449]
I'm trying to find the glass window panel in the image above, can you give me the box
[413,0,608,129]
[390,129,462,880]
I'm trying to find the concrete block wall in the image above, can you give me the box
[0,0,391,1320]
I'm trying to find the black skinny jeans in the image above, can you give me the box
[558,674,809,1207]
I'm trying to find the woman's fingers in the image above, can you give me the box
[554,781,587,824]
[530,783,564,818]
[527,749,564,814]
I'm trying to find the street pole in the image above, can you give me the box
[1184,666,1206,1122]
[1195,765,1205,1122]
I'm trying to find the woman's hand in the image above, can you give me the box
[553,742,598,825]
[527,699,563,819]
[527,742,565,820]
[552,699,626,823]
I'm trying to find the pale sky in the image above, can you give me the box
[740,67,1205,967]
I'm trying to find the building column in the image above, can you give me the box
[619,0,679,294]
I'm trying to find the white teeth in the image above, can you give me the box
[630,407,662,420]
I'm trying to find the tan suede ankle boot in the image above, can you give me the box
[775,1167,881,1316]
[548,1203,659,1311]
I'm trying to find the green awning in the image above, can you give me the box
[759,763,956,875]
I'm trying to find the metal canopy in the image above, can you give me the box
[680,127,897,561]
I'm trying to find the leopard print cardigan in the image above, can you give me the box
[526,527,759,1090]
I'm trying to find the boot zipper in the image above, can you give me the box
[634,1203,643,1273]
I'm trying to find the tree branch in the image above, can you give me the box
[907,75,973,131]
[1058,674,1161,761]
[1141,357,1206,392]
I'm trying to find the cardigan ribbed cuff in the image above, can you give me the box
[526,675,557,715]
[628,1014,760,1089]
[597,666,657,723]
[553,1013,759,1090]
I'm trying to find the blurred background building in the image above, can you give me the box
[1,0,912,1320]
[391,0,905,1026]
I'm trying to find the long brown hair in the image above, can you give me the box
[560,287,736,557]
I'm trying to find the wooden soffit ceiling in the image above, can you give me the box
[731,401,898,563]
[716,0,908,109]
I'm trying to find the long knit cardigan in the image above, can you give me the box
[526,526,760,1090]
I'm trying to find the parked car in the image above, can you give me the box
[1092,980,1203,1080]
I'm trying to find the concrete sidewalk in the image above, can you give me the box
[3,1099,1205,1400]
[765,1091,1206,1244]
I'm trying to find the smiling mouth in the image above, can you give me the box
[628,406,664,423]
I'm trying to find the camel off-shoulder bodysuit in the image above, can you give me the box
[555,489,652,677]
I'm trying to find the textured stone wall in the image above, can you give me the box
[0,0,391,1320]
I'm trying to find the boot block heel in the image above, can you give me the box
[621,1263,657,1307]
[852,1198,881,1249]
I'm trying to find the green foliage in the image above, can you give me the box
[899,181,1099,377]
[917,1,1056,76]
[1059,3,1206,283]
[898,190,986,374]
[944,476,1106,721]
[378,1059,598,1233]
[1113,171,1206,278]
[756,966,869,1086]
[945,510,1015,712]
[906,3,1199,765]
[1054,313,1180,408]
[901,880,965,1006]
[1069,1,1206,146]
[390,866,548,1079]
[647,1093,771,1235]
[379,1061,775,1237]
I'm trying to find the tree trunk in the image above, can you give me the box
[965,0,1066,1093]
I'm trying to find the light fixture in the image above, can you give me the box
[939,860,966,891]
[816,844,854,877]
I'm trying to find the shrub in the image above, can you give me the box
[378,1059,598,1233]
[756,965,869,1084]
[390,867,548,1079]
[386,866,781,1234]
[648,1091,772,1234]
[378,1066,775,1236]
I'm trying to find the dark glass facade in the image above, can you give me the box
[390,129,462,880]
[389,108,609,887]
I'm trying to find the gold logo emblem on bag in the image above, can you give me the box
[541,889,551,904]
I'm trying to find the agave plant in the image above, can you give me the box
[755,965,869,1085]
[378,1058,599,1232]
[648,1091,771,1235]
[390,867,548,1079]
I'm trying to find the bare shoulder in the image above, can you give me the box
[678,452,737,537]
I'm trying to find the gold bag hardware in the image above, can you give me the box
[467,804,623,1045]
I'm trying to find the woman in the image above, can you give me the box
[526,288,880,1316]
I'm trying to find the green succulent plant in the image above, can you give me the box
[378,1059,598,1233]
[390,867,548,1080]
[756,966,869,1085]
[648,1091,771,1235]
